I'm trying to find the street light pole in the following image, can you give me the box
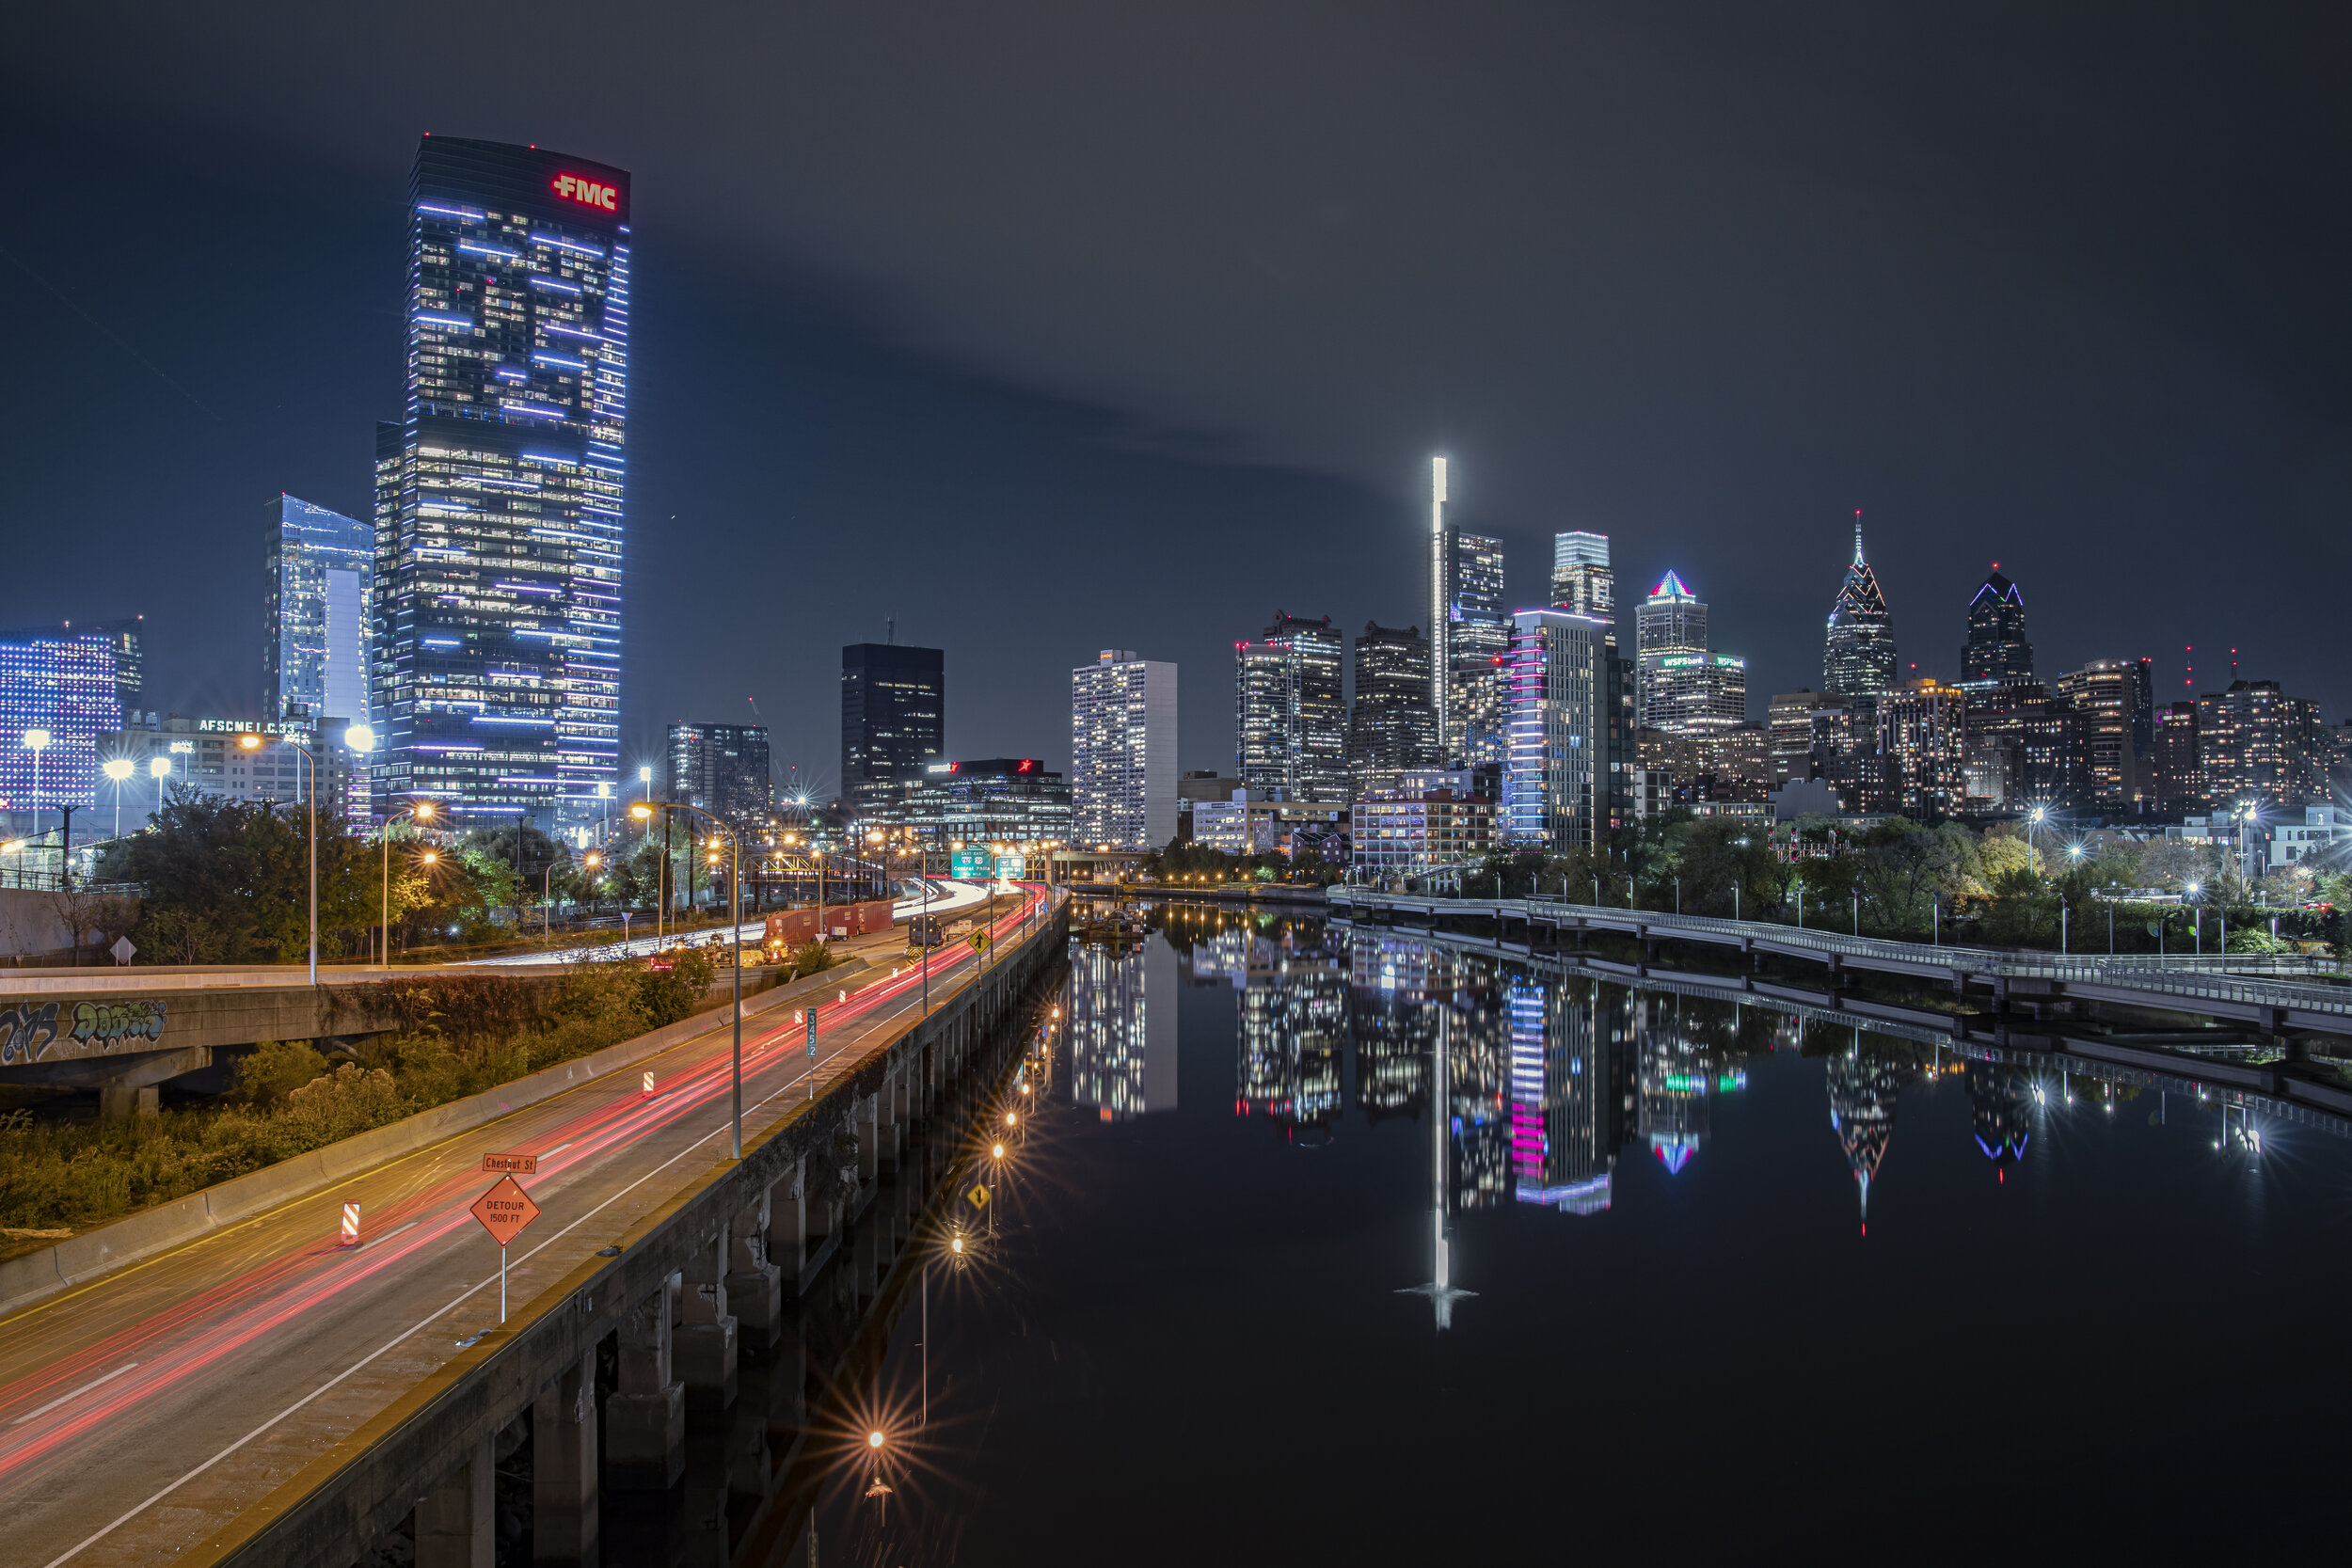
[244,730,320,984]
[637,800,743,1159]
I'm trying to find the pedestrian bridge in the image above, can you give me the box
[1325,889,2352,1042]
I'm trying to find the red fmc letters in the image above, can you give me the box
[552,173,618,212]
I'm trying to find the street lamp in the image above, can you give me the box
[21,729,49,847]
[638,799,747,1160]
[103,758,134,839]
[239,728,322,984]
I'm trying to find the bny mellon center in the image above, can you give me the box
[372,135,628,829]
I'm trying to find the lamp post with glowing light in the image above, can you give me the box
[347,725,436,969]
[102,758,134,839]
[637,799,746,1160]
[237,728,323,984]
[21,729,49,848]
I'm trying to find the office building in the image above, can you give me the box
[2151,702,2202,811]
[1503,609,1630,850]
[1823,517,1898,714]
[2197,679,2325,810]
[1645,652,1748,737]
[100,714,362,821]
[1634,571,1708,725]
[1878,678,1968,818]
[664,721,771,830]
[1427,458,1508,763]
[1346,622,1436,795]
[841,643,946,790]
[1960,567,2034,682]
[1350,785,1498,881]
[1235,612,1345,801]
[266,496,374,727]
[2328,721,2352,802]
[91,617,145,725]
[0,625,119,828]
[1550,531,1614,619]
[1767,689,1854,784]
[372,136,629,832]
[894,757,1073,851]
[1072,649,1178,850]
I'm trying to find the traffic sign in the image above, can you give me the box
[805,1006,818,1058]
[966,1183,989,1210]
[469,1176,541,1248]
[482,1152,537,1175]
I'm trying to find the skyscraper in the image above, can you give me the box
[88,616,144,725]
[0,625,117,826]
[1426,457,1509,766]
[2196,679,2325,809]
[2054,659,2142,811]
[1550,531,1614,619]
[266,496,373,725]
[372,136,628,832]
[1346,621,1436,794]
[1235,612,1345,801]
[665,721,772,830]
[1634,570,1708,727]
[1503,608,1629,850]
[1960,566,2033,682]
[1072,649,1178,849]
[1823,515,1898,713]
[1878,678,1968,817]
[841,643,946,791]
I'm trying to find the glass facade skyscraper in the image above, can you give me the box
[372,136,629,831]
[1960,567,2033,683]
[1504,609,1631,849]
[266,495,373,726]
[0,625,118,823]
[1235,612,1346,802]
[1823,516,1898,710]
[841,643,946,792]
[1550,531,1614,619]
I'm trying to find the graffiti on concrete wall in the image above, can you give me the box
[0,1001,61,1065]
[71,999,168,1051]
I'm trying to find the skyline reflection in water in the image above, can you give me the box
[808,903,2347,1565]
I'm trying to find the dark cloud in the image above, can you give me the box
[5,2,2346,774]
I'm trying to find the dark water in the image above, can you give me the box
[814,905,2351,1564]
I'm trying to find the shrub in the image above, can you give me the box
[230,1039,330,1105]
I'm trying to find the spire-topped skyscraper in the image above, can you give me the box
[1823,513,1897,710]
[1960,565,2033,683]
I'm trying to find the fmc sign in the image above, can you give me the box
[552,173,620,213]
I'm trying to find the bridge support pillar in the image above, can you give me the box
[726,1190,784,1350]
[532,1356,598,1568]
[678,1231,739,1417]
[857,1093,880,1186]
[606,1275,685,1491]
[415,1435,494,1568]
[767,1159,805,1279]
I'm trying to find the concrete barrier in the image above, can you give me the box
[0,959,870,1317]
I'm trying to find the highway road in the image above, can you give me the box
[461,876,1002,967]
[0,885,1055,1568]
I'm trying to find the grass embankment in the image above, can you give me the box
[0,945,828,1245]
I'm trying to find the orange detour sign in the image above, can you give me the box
[471,1176,541,1323]
[471,1176,541,1247]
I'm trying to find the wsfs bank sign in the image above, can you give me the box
[552,173,619,213]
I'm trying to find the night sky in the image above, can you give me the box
[6,3,2347,789]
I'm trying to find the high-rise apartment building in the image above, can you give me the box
[90,617,144,725]
[841,643,946,792]
[1503,609,1630,850]
[1236,612,1345,801]
[1877,678,1967,818]
[1550,531,1614,619]
[266,496,373,726]
[1346,622,1435,795]
[665,721,771,830]
[1767,689,1854,784]
[372,136,628,832]
[1823,518,1898,713]
[1071,649,1178,850]
[2197,679,2325,809]
[0,625,118,826]
[1960,567,2033,682]
[2153,701,2201,811]
[2054,659,2142,811]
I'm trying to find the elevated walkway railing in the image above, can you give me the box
[1327,889,2352,1019]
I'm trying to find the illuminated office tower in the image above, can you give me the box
[1072,649,1179,849]
[1346,622,1436,794]
[372,136,628,832]
[1634,571,1708,724]
[1823,515,1898,713]
[842,642,946,792]
[1551,531,1613,618]
[665,721,771,831]
[1503,609,1630,850]
[266,496,373,731]
[2054,659,2142,811]
[1235,612,1345,801]
[90,617,144,725]
[1959,566,2033,683]
[0,625,117,828]
[1426,456,1508,765]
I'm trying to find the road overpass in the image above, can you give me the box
[0,885,1066,1567]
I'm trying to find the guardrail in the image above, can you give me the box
[1327,890,2352,1018]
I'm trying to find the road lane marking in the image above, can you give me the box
[9,1364,138,1427]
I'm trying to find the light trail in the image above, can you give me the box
[0,888,1048,1508]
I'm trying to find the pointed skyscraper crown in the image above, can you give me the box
[1853,515,1866,565]
[1649,569,1694,601]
